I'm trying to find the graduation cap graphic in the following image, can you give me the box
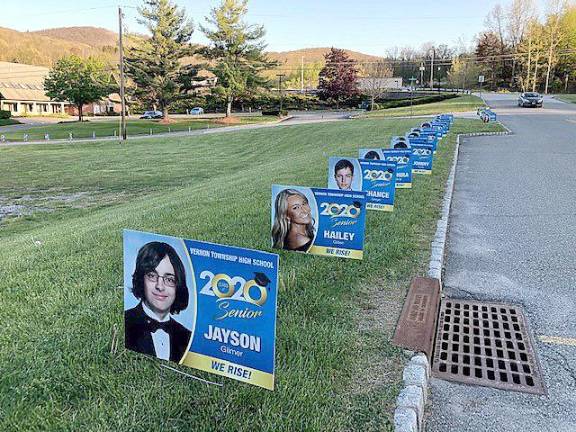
[254,272,271,290]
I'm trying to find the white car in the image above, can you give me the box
[189,107,204,115]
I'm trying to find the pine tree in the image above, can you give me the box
[125,0,199,120]
[201,0,275,117]
[317,48,359,106]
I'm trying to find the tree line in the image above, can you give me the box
[44,0,366,120]
[370,0,576,93]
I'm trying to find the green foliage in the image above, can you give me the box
[261,109,288,116]
[283,61,324,89]
[201,0,276,116]
[44,55,114,121]
[0,110,11,119]
[372,94,459,110]
[125,0,200,117]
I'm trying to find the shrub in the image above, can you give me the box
[262,109,288,117]
[371,94,459,111]
[0,110,11,119]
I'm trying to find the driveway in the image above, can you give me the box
[427,94,576,431]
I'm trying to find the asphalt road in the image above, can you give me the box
[427,94,576,431]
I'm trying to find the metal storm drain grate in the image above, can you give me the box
[431,299,547,395]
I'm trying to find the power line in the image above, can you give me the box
[1,49,575,80]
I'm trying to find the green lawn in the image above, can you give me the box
[0,116,278,142]
[0,117,504,431]
[0,118,20,126]
[555,94,576,104]
[366,95,486,118]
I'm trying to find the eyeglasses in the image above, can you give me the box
[145,272,177,287]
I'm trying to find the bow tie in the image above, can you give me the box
[146,318,170,333]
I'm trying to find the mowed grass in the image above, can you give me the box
[0,116,278,142]
[0,118,504,431]
[555,94,576,104]
[365,94,486,118]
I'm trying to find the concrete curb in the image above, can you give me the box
[393,126,512,432]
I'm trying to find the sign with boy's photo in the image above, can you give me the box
[124,230,279,390]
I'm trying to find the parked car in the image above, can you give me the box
[140,110,163,119]
[189,107,204,115]
[518,92,543,108]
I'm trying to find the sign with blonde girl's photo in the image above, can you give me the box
[124,229,279,390]
[271,185,367,259]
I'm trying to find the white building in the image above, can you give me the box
[0,62,70,115]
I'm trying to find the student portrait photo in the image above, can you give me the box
[125,241,192,363]
[363,150,381,160]
[334,159,355,191]
[272,188,316,252]
[393,140,410,149]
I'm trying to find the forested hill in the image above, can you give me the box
[1,26,382,72]
[268,47,381,67]
[0,27,116,66]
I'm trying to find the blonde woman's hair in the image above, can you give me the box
[272,189,315,249]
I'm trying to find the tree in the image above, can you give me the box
[447,55,481,90]
[506,0,536,87]
[475,31,507,89]
[44,55,114,121]
[360,60,393,110]
[201,0,275,117]
[485,5,512,86]
[317,48,359,106]
[542,0,569,93]
[557,5,576,92]
[517,20,546,91]
[125,0,200,120]
[284,61,323,91]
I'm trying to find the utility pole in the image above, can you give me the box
[429,48,435,90]
[301,56,304,94]
[277,74,285,113]
[118,7,127,141]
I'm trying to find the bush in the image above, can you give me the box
[262,109,288,117]
[371,94,459,111]
[0,110,11,119]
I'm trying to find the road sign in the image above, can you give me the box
[478,75,485,83]
[419,66,425,71]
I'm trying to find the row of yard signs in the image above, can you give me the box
[123,114,455,390]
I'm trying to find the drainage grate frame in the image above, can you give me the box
[393,277,441,357]
[431,299,547,395]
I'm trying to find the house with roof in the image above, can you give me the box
[0,62,70,115]
[0,61,126,117]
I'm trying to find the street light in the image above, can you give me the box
[408,77,417,117]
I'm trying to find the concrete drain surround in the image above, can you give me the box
[432,299,547,395]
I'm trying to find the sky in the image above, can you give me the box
[1,0,548,56]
